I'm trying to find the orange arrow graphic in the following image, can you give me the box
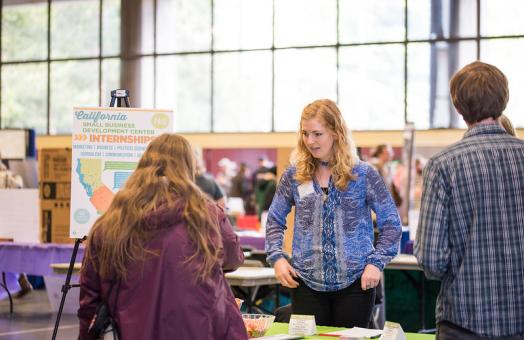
[74,134,87,141]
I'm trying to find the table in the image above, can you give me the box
[50,264,280,314]
[385,254,434,333]
[49,263,81,274]
[0,233,262,276]
[387,254,421,271]
[225,267,280,313]
[266,322,435,339]
[0,242,84,277]
[0,242,84,314]
[225,267,277,286]
[0,233,259,274]
[0,242,433,330]
[237,231,265,251]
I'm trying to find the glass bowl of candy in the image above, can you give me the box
[242,314,275,338]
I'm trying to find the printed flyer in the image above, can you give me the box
[70,107,172,238]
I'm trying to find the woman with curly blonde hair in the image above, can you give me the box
[78,133,247,340]
[266,99,401,328]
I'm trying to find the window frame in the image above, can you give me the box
[2,0,524,134]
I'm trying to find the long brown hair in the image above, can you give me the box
[294,99,359,190]
[83,133,221,282]
[499,114,518,137]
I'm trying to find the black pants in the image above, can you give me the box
[437,321,524,340]
[291,277,375,328]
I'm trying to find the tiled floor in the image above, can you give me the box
[0,290,79,339]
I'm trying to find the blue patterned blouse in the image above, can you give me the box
[265,161,402,292]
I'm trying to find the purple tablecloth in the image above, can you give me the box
[0,242,85,277]
[238,235,265,251]
[0,238,264,276]
[0,239,264,300]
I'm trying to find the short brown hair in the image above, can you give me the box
[449,61,509,124]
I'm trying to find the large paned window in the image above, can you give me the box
[2,0,524,134]
[0,0,120,134]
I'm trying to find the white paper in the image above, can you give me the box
[255,335,302,340]
[322,327,383,338]
[0,189,40,242]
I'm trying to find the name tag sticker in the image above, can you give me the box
[297,181,315,199]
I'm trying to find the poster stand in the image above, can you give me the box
[51,89,131,340]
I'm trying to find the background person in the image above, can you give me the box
[251,156,270,188]
[256,165,277,232]
[216,157,236,196]
[265,99,401,328]
[370,144,402,207]
[78,134,247,340]
[254,166,277,223]
[415,61,524,339]
[193,147,226,208]
[0,159,23,189]
[230,162,254,214]
[499,113,519,137]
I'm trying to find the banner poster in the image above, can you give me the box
[70,107,173,238]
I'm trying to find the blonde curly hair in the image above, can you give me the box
[294,99,359,190]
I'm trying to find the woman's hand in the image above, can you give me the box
[361,264,381,291]
[274,258,299,288]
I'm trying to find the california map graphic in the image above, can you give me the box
[76,159,137,214]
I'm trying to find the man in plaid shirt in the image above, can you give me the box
[415,61,524,339]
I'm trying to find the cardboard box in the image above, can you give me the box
[41,181,71,200]
[39,148,72,243]
[39,148,71,182]
[40,200,72,244]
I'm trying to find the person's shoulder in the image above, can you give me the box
[195,173,208,184]
[427,132,523,166]
[200,172,216,182]
[504,134,524,147]
[204,200,226,220]
[197,173,220,188]
[281,165,297,178]
[353,159,373,175]
[425,138,468,166]
[422,151,450,174]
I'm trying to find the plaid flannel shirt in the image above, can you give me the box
[414,123,524,337]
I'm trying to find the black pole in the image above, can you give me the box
[51,237,84,340]
[0,272,13,314]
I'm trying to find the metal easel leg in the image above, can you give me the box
[1,272,13,315]
[51,237,84,340]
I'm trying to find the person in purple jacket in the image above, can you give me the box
[78,133,247,340]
